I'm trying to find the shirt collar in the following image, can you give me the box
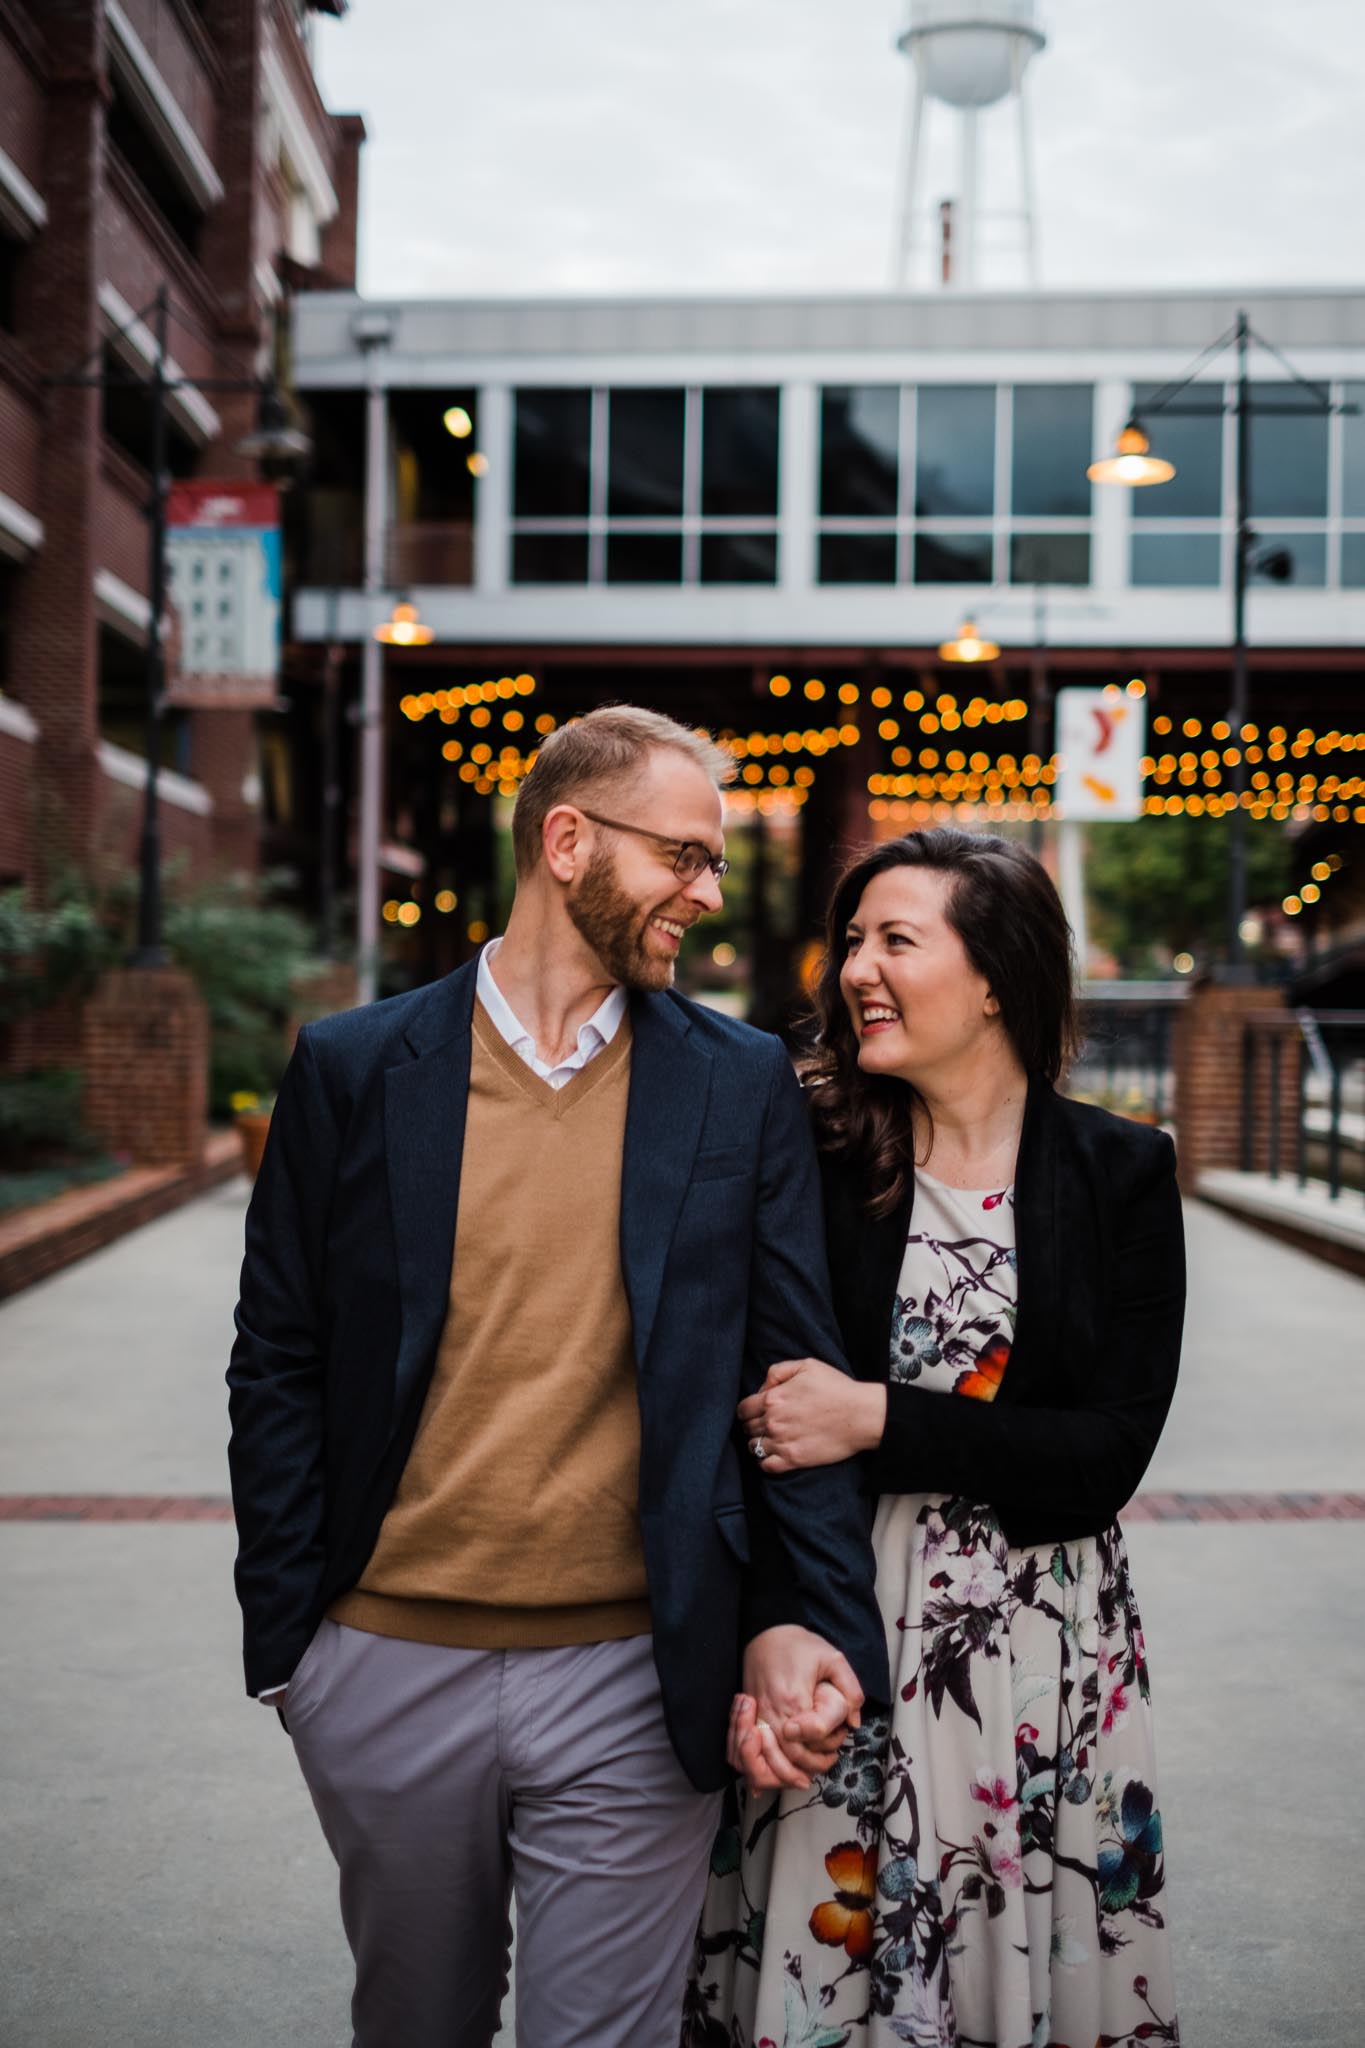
[477,938,627,1066]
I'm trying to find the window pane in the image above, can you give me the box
[702,390,779,516]
[1248,383,1327,518]
[818,531,898,584]
[1342,532,1365,586]
[700,532,777,583]
[513,391,591,517]
[512,532,589,584]
[606,531,682,584]
[1249,530,1326,586]
[1009,533,1091,584]
[608,389,684,517]
[1012,386,1093,516]
[1130,533,1221,586]
[913,532,993,583]
[1131,384,1223,519]
[915,386,994,516]
[1340,382,1365,516]
[820,387,899,516]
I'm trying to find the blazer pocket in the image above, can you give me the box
[692,1146,749,1183]
[713,1503,751,1563]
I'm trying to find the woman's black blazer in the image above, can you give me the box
[821,1074,1186,1548]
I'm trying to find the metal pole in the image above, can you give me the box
[319,626,342,959]
[357,370,388,1005]
[1227,309,1251,973]
[132,284,170,967]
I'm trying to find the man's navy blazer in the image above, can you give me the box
[227,958,889,1790]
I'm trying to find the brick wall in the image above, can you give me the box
[117,0,220,144]
[96,447,152,598]
[316,112,364,289]
[1171,979,1297,1190]
[0,13,46,187]
[81,964,208,1164]
[0,720,34,882]
[0,353,42,521]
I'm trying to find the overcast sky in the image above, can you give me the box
[313,0,1365,301]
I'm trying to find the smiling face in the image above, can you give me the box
[839,863,1005,1087]
[565,748,725,992]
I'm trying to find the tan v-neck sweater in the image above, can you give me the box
[331,1001,650,1649]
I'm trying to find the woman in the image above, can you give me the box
[688,828,1184,2048]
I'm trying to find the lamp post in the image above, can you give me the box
[48,282,309,964]
[1088,310,1355,975]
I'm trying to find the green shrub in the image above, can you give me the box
[162,876,321,1114]
[0,1068,95,1162]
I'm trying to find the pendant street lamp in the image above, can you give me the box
[1086,421,1175,488]
[1088,309,1357,975]
[373,599,435,647]
[47,283,310,966]
[938,617,1001,663]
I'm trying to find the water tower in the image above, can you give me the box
[891,0,1047,291]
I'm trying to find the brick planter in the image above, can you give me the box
[81,967,209,1167]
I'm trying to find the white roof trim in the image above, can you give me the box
[95,567,153,643]
[0,144,46,239]
[0,489,43,562]
[105,0,225,212]
[98,281,222,445]
[0,696,39,743]
[98,739,213,816]
[262,39,337,227]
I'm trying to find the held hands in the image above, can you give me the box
[737,1358,888,1474]
[728,1625,864,1794]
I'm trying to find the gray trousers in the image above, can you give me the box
[286,1622,722,2048]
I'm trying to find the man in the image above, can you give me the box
[228,705,889,2048]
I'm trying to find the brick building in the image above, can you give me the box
[0,0,362,896]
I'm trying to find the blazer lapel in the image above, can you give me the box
[824,1154,913,1379]
[620,992,713,1372]
[1007,1072,1061,1397]
[383,962,478,1437]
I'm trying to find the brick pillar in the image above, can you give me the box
[317,114,366,287]
[16,1,106,881]
[1171,979,1296,1193]
[81,967,209,1165]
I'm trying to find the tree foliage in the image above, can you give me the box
[1085,815,1292,972]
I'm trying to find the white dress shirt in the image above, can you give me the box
[476,937,627,1086]
[258,942,627,1703]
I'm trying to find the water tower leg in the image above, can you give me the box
[892,71,927,290]
[1014,40,1042,287]
[957,108,978,289]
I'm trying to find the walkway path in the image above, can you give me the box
[1,1183,1362,2045]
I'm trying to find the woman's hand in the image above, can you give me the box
[737,1358,888,1473]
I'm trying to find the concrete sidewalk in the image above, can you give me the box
[2,1182,1363,2046]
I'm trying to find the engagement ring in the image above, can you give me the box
[751,1437,768,1460]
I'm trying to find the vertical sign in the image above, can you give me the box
[164,480,282,708]
[1054,687,1147,822]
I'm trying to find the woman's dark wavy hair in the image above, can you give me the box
[802,827,1080,1215]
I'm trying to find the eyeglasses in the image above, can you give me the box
[576,808,730,883]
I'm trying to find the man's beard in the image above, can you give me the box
[566,844,676,992]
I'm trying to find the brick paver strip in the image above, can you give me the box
[1,1493,1364,1523]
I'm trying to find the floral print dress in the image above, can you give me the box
[687,1172,1178,2048]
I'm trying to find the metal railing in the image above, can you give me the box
[1241,1009,1365,1199]
[1070,981,1187,1124]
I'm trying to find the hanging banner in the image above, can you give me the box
[163,480,282,708]
[1053,687,1147,821]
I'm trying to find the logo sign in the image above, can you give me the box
[1053,687,1147,822]
[164,480,282,708]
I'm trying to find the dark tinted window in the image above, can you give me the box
[701,390,779,517]
[1342,382,1365,516]
[608,389,685,517]
[819,532,898,584]
[913,532,992,583]
[1131,383,1224,519]
[512,532,589,584]
[1009,533,1091,584]
[700,532,777,583]
[1011,385,1092,516]
[916,386,994,516]
[1131,533,1221,586]
[1342,533,1365,586]
[606,532,683,583]
[820,387,899,516]
[1248,383,1328,518]
[513,390,592,517]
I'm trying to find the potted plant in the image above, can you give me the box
[230,1091,274,1179]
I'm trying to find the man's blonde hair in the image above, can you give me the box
[511,705,733,877]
